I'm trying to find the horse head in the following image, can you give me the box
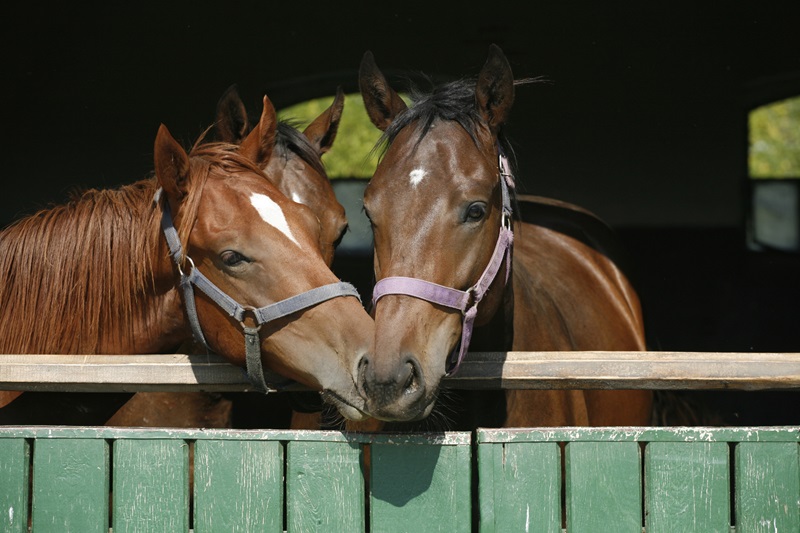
[215,86,347,266]
[357,45,515,421]
[155,116,372,421]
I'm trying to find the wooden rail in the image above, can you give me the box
[1,351,799,392]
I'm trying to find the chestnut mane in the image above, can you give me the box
[0,141,261,354]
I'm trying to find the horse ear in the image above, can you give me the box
[359,51,407,131]
[475,44,515,133]
[154,124,191,204]
[303,86,345,156]
[239,95,277,166]
[215,84,251,143]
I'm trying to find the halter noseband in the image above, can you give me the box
[371,150,514,375]
[155,188,362,392]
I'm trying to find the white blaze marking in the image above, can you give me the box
[250,193,300,247]
[291,191,303,204]
[409,168,427,187]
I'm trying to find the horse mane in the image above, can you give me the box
[0,140,257,354]
[275,120,327,177]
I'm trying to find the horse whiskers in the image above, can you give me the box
[319,404,348,430]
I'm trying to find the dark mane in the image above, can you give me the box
[0,141,256,354]
[276,120,327,177]
[377,78,517,174]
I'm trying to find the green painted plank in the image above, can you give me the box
[565,441,641,533]
[0,438,30,533]
[112,438,189,533]
[477,441,560,533]
[645,441,730,533]
[193,439,283,533]
[286,440,364,533]
[477,426,800,444]
[0,426,472,444]
[370,442,471,533]
[31,438,109,533]
[735,442,800,533]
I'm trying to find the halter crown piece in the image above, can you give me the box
[371,148,515,375]
[154,188,362,392]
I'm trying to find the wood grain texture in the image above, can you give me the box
[645,442,730,532]
[112,439,189,533]
[31,438,109,533]
[478,441,561,533]
[735,442,800,532]
[565,441,642,533]
[194,440,283,532]
[287,440,364,532]
[3,351,799,392]
[0,437,29,533]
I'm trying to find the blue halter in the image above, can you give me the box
[155,188,362,392]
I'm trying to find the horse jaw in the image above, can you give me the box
[255,298,374,421]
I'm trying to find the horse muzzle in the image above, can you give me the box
[355,352,436,421]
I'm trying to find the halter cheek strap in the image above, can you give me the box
[371,151,515,375]
[155,189,362,392]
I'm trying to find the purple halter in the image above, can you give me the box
[371,151,515,375]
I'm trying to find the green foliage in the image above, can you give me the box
[278,93,408,179]
[749,96,800,178]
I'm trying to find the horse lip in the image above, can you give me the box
[366,394,438,423]
[321,389,369,421]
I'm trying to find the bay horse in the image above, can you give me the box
[0,109,374,425]
[108,89,349,428]
[355,45,652,428]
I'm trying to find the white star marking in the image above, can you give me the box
[250,193,300,247]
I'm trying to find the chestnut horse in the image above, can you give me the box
[216,88,351,428]
[0,112,374,425]
[214,86,348,266]
[108,91,350,428]
[356,45,652,428]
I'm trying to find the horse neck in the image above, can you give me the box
[0,180,189,355]
[470,277,514,352]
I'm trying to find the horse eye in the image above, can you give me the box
[465,202,487,222]
[221,250,248,267]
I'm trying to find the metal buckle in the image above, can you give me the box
[502,210,512,231]
[176,256,195,278]
[463,287,478,315]
[239,307,262,331]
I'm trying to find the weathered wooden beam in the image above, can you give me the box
[448,351,800,391]
[1,351,799,393]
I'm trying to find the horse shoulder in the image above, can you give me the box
[511,206,645,351]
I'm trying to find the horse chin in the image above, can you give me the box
[320,389,370,421]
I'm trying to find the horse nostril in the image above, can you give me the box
[403,363,415,391]
[357,354,371,393]
[402,357,422,396]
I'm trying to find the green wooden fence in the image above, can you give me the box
[1,426,798,532]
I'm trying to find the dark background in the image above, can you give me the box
[3,2,799,423]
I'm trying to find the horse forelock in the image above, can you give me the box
[373,78,519,208]
[178,141,274,254]
[377,79,479,151]
[376,79,516,170]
